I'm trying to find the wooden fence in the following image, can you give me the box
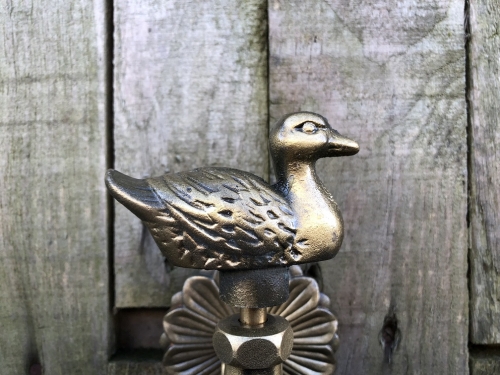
[1,0,499,374]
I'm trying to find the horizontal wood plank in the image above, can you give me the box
[108,351,164,375]
[108,363,164,375]
[470,351,500,375]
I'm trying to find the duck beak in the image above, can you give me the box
[327,129,359,157]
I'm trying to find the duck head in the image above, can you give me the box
[269,112,359,168]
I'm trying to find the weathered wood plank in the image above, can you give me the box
[108,351,164,375]
[468,0,500,344]
[113,0,269,307]
[269,0,467,373]
[0,1,110,374]
[470,350,500,375]
[108,362,164,375]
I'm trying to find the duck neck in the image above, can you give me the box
[274,158,322,197]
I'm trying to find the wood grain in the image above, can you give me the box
[468,0,500,344]
[108,351,164,375]
[113,0,269,307]
[269,0,468,373]
[0,1,110,374]
[470,351,500,375]
[108,362,164,375]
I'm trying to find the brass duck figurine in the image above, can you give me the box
[106,112,359,270]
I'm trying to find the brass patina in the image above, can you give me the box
[240,308,267,327]
[213,314,294,371]
[106,112,358,374]
[160,267,339,375]
[105,112,358,270]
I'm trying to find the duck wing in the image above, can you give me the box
[106,168,296,270]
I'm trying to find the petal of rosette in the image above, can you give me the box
[284,345,335,375]
[318,293,331,309]
[181,276,235,321]
[270,277,320,321]
[170,291,183,308]
[332,333,340,352]
[289,265,303,278]
[292,307,336,345]
[164,307,216,344]
[163,343,220,375]
[285,306,337,374]
[162,270,338,374]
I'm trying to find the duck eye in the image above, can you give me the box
[296,121,319,134]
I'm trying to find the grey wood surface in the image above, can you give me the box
[470,351,500,375]
[468,0,500,344]
[108,362,164,375]
[113,0,269,308]
[0,1,110,374]
[269,0,468,374]
[108,352,165,375]
[3,0,499,372]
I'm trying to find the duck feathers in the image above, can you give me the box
[106,168,297,270]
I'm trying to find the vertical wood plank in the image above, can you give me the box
[269,0,468,373]
[468,0,500,344]
[0,0,110,374]
[113,0,269,307]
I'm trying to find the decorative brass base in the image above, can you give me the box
[223,363,282,375]
[160,266,339,375]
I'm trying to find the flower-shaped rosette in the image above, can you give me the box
[161,266,339,375]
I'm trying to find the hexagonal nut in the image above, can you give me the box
[213,314,294,370]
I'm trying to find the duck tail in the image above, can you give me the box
[105,169,164,220]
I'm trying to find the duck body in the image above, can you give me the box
[106,112,359,270]
[107,167,297,270]
[279,162,345,265]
